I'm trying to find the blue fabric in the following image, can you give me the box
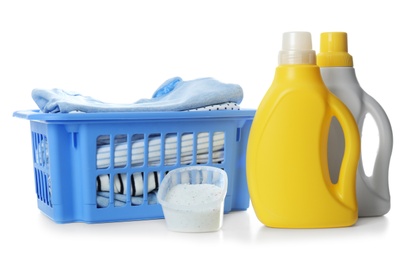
[31,77,243,113]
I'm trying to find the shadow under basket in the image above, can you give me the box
[13,109,255,224]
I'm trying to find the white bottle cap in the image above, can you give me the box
[278,31,316,65]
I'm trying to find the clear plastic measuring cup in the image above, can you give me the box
[157,166,228,232]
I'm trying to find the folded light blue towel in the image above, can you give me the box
[32,77,243,113]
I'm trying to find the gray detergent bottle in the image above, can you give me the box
[317,32,393,217]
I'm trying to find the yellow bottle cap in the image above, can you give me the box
[317,32,353,67]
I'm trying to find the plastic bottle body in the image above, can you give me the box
[320,67,393,217]
[246,64,360,228]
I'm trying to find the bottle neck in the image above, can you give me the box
[320,67,362,91]
[274,64,326,87]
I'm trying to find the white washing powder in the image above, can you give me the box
[166,184,223,205]
[164,183,225,232]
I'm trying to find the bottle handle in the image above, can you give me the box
[360,94,393,200]
[328,94,360,211]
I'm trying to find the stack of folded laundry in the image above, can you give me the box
[31,77,244,207]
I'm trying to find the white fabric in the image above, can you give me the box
[96,132,225,169]
[188,102,239,111]
[96,172,158,196]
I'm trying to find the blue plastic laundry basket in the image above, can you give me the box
[13,109,255,224]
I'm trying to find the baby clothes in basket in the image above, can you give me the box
[31,77,243,208]
[32,77,243,207]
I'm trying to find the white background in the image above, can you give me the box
[1,0,418,259]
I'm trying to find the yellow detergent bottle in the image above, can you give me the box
[246,31,361,228]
